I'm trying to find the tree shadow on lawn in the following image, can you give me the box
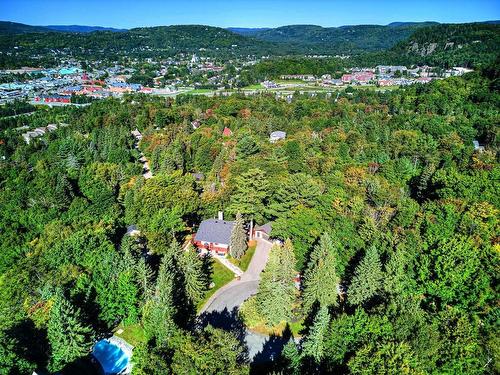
[251,324,294,374]
[197,307,249,362]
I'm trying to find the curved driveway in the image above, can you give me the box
[200,238,272,314]
[199,238,273,360]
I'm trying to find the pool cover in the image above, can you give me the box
[92,339,129,374]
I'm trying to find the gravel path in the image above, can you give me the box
[131,129,152,179]
[214,255,244,277]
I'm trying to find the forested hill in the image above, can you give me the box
[0,21,125,34]
[392,22,500,67]
[0,21,51,34]
[242,22,439,53]
[0,21,498,68]
[127,25,274,51]
[45,25,127,33]
[0,25,288,67]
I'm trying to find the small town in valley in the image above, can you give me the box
[0,58,473,105]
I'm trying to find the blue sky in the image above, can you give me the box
[1,0,499,28]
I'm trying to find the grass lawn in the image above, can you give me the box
[239,296,304,337]
[186,88,217,94]
[275,79,308,84]
[197,257,235,311]
[114,322,146,347]
[241,84,263,90]
[250,319,304,338]
[228,241,256,272]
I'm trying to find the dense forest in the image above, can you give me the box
[0,61,498,373]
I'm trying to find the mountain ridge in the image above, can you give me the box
[0,20,498,68]
[1,20,498,35]
[45,25,127,33]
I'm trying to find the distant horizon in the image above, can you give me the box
[1,0,499,29]
[2,19,499,31]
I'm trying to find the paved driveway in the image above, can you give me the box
[241,238,273,281]
[199,238,274,361]
[200,238,272,314]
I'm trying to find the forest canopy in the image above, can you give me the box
[0,65,498,374]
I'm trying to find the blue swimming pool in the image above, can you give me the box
[92,339,129,375]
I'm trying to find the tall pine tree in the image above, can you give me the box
[280,339,302,375]
[228,168,270,224]
[179,245,208,304]
[47,296,94,372]
[348,245,383,306]
[142,254,178,347]
[230,212,247,259]
[301,305,330,362]
[302,232,340,312]
[136,257,153,305]
[256,239,296,326]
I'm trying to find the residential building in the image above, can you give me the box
[193,218,235,255]
[280,74,315,81]
[473,140,485,152]
[254,222,272,240]
[34,95,71,103]
[270,130,286,143]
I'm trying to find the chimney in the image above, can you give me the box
[218,211,224,220]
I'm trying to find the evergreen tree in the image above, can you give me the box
[256,239,296,326]
[280,339,302,375]
[230,212,247,259]
[47,296,93,372]
[302,233,340,312]
[94,248,139,327]
[236,134,260,159]
[114,270,139,324]
[348,245,384,306]
[179,245,207,304]
[0,330,36,374]
[168,139,185,172]
[284,140,305,173]
[142,255,177,347]
[136,257,154,304]
[416,163,436,201]
[302,305,330,362]
[228,168,270,224]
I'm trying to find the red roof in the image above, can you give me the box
[223,127,232,137]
